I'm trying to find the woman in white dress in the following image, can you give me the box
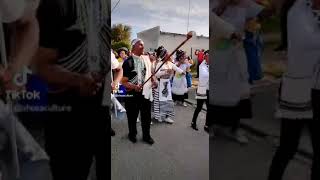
[210,0,268,144]
[172,50,191,107]
[268,0,320,179]
[153,46,184,124]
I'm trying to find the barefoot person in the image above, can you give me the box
[121,39,156,145]
[268,0,320,179]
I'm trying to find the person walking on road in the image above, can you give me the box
[196,49,204,78]
[121,39,157,145]
[110,50,123,136]
[172,50,191,107]
[268,0,320,179]
[210,0,271,144]
[191,50,210,133]
[186,56,194,88]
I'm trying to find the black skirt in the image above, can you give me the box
[172,93,188,101]
[209,99,252,126]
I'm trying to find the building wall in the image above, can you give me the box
[158,33,208,59]
[137,26,160,53]
[137,27,208,59]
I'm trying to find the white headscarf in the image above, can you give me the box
[131,38,142,48]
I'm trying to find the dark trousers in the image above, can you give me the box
[44,91,109,180]
[196,62,201,77]
[125,93,151,139]
[279,0,296,48]
[192,91,209,126]
[268,119,320,180]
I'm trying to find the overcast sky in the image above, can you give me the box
[111,0,209,39]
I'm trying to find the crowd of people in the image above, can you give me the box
[110,39,210,144]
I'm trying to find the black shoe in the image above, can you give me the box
[143,137,154,145]
[191,122,199,131]
[111,128,115,136]
[128,135,137,143]
[204,126,209,133]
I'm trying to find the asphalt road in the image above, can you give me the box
[111,104,209,180]
[211,132,312,180]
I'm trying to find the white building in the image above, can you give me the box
[137,26,208,59]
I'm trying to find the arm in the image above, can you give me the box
[121,77,141,92]
[172,63,184,74]
[111,51,123,88]
[0,0,26,23]
[111,66,123,90]
[210,10,236,39]
[34,47,83,89]
[7,3,39,75]
[112,67,123,85]
[121,60,141,92]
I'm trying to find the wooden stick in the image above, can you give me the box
[142,31,194,86]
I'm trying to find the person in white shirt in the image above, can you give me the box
[191,50,209,133]
[172,50,191,107]
[153,46,184,124]
[0,0,39,91]
[268,0,320,179]
[210,0,267,144]
[110,50,123,136]
[0,1,50,180]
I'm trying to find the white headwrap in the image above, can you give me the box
[131,38,143,48]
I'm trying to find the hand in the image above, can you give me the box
[77,73,102,96]
[134,84,143,92]
[0,66,24,94]
[111,81,119,91]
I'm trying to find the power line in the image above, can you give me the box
[187,0,191,33]
[112,0,121,13]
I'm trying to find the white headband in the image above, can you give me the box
[131,38,142,47]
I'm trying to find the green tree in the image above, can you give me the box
[111,24,132,44]
[112,41,131,52]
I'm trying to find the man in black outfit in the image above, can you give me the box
[121,39,156,145]
[34,0,110,180]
